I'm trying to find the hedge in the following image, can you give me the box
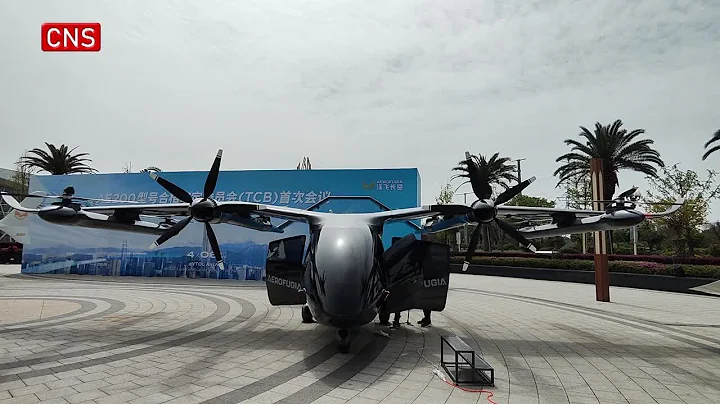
[453,251,720,265]
[449,256,720,279]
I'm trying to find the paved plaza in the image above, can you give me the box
[0,266,718,404]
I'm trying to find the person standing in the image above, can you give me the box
[418,309,431,327]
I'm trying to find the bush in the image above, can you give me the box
[449,256,720,279]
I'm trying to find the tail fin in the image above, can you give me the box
[0,192,46,244]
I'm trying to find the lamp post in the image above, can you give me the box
[514,158,526,185]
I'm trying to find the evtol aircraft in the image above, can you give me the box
[1,150,683,352]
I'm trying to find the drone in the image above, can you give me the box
[1,150,684,352]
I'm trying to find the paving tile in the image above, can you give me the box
[0,272,716,404]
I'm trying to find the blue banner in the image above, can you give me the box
[21,168,421,280]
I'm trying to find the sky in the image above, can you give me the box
[2,0,719,220]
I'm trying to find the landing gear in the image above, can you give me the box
[301,304,314,323]
[337,329,351,353]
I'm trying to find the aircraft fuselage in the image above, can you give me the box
[300,218,388,330]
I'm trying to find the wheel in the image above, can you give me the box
[337,328,351,353]
[301,304,314,323]
[337,340,350,353]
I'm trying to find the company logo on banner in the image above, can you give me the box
[362,180,404,191]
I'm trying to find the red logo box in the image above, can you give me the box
[41,23,101,52]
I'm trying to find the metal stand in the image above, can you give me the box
[440,335,494,386]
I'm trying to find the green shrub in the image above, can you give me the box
[449,256,720,279]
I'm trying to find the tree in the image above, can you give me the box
[20,143,97,175]
[436,182,454,204]
[451,152,518,252]
[297,157,312,170]
[560,178,593,253]
[645,164,720,255]
[451,152,518,197]
[495,195,554,251]
[506,194,555,208]
[563,177,592,210]
[429,183,458,248]
[10,151,34,195]
[702,129,720,161]
[554,119,664,201]
[703,222,720,256]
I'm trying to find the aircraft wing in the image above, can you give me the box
[363,205,473,224]
[46,198,327,222]
[416,198,686,240]
[496,205,606,220]
[497,199,685,222]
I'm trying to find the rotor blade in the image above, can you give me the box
[616,186,638,200]
[495,176,537,206]
[149,216,192,249]
[1,193,41,212]
[463,226,482,272]
[204,149,223,199]
[495,218,537,252]
[204,222,225,270]
[429,204,474,216]
[2,193,141,204]
[148,173,193,203]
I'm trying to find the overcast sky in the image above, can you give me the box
[2,0,719,219]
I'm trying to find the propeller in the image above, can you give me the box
[455,152,538,272]
[591,186,640,213]
[147,149,227,270]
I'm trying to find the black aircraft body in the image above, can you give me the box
[2,150,683,352]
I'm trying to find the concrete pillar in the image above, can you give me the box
[590,158,610,302]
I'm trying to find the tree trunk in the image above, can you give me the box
[685,229,695,256]
[482,225,491,252]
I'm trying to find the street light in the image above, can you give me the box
[514,158,526,185]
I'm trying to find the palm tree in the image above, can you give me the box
[702,129,720,161]
[20,143,97,175]
[451,152,518,251]
[554,119,664,202]
[451,152,518,196]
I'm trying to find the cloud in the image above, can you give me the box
[1,0,719,219]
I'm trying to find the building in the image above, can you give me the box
[0,168,23,243]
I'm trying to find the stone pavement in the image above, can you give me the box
[0,268,717,404]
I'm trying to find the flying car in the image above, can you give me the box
[1,150,683,352]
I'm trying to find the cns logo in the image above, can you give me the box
[266,275,301,290]
[14,210,28,220]
[41,23,101,52]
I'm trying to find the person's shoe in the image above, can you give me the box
[377,320,391,326]
[392,320,401,328]
[418,318,431,327]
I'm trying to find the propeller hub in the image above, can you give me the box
[470,200,496,223]
[190,198,218,222]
